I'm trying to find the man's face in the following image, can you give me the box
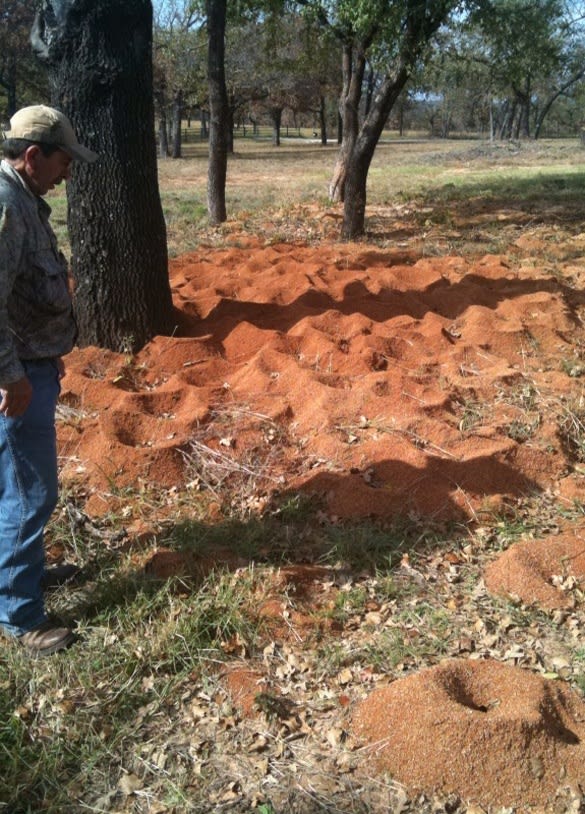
[22,146,73,196]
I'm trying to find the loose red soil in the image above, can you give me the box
[353,658,585,809]
[59,237,585,523]
[485,532,585,610]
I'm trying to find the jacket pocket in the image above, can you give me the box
[28,249,72,314]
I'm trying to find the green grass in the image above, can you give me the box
[0,565,264,811]
[163,191,208,256]
[415,167,585,214]
[2,475,449,810]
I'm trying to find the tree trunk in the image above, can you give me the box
[398,99,405,137]
[171,89,183,158]
[365,66,375,117]
[498,99,514,139]
[342,151,369,240]
[159,112,170,157]
[514,85,531,139]
[206,0,228,224]
[341,54,417,239]
[441,108,452,139]
[427,110,437,137]
[270,108,282,146]
[156,96,170,157]
[200,108,209,139]
[511,101,523,139]
[319,95,327,145]
[2,58,18,117]
[227,103,234,153]
[32,0,174,352]
[329,43,365,202]
[534,69,585,139]
[323,0,457,236]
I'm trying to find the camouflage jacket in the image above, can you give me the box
[0,160,76,387]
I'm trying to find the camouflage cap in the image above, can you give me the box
[6,104,98,163]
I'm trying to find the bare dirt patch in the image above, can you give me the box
[59,235,585,523]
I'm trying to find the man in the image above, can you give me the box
[0,105,97,656]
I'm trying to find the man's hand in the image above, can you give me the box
[0,376,33,417]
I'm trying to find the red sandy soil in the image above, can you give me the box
[485,531,585,610]
[58,235,585,523]
[353,658,585,809]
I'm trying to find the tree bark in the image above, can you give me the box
[534,68,585,139]
[514,85,531,139]
[206,0,228,224]
[32,0,175,352]
[498,99,513,139]
[227,103,234,153]
[341,68,408,239]
[338,1,453,239]
[329,43,365,202]
[200,108,209,139]
[270,107,282,146]
[158,105,170,157]
[4,60,17,116]
[319,95,327,145]
[365,66,375,117]
[171,88,183,158]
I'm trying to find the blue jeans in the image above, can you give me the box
[0,359,60,636]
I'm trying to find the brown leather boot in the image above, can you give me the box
[18,621,76,656]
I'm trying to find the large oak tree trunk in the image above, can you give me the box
[206,0,228,224]
[32,0,174,352]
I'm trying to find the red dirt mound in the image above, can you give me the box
[485,532,585,609]
[352,658,585,809]
[58,239,585,522]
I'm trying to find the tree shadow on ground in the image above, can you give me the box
[401,170,585,228]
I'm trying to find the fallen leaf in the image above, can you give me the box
[118,773,143,796]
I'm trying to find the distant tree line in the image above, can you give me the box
[133,0,585,237]
[5,2,582,147]
[149,0,585,158]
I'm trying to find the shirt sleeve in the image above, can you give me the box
[0,203,26,387]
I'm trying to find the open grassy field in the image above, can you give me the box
[4,137,585,814]
[47,137,585,256]
[156,138,585,255]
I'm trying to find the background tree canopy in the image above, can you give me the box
[3,0,585,142]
